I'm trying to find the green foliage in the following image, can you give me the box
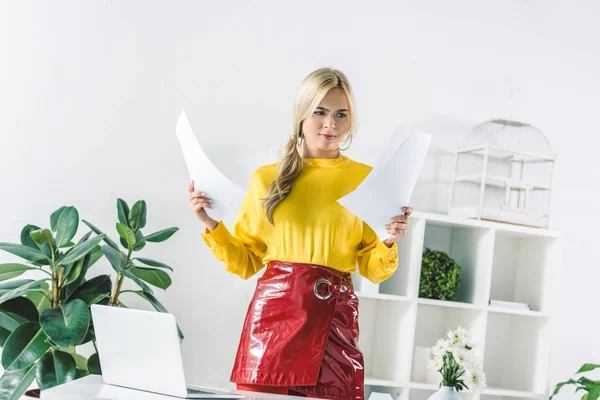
[551,363,600,400]
[419,247,461,301]
[0,199,180,399]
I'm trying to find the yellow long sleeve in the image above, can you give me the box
[201,155,399,282]
[356,221,398,284]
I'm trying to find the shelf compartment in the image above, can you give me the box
[364,383,409,400]
[483,313,551,394]
[419,220,495,306]
[489,231,561,314]
[358,298,416,384]
[411,304,487,385]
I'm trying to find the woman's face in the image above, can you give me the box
[301,88,351,158]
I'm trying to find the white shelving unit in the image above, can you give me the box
[353,211,562,400]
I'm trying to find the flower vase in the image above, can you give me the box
[427,386,463,400]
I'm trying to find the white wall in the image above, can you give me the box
[1,0,599,397]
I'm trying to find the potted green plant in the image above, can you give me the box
[419,247,461,301]
[0,199,180,399]
[550,363,600,399]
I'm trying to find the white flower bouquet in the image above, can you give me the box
[427,327,487,392]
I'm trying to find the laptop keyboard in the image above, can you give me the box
[187,387,216,395]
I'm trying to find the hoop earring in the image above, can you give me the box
[338,134,353,151]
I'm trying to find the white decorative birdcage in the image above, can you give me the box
[448,119,555,228]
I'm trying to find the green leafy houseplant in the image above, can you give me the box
[550,363,600,400]
[0,199,180,400]
[419,247,461,301]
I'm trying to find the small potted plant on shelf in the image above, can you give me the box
[427,327,487,400]
[550,363,600,399]
[419,248,461,301]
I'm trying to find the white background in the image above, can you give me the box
[1,1,598,397]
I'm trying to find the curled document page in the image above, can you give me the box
[338,127,432,240]
[175,109,247,222]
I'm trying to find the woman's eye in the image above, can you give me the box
[337,113,347,118]
[314,111,325,116]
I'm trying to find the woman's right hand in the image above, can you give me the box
[188,181,218,231]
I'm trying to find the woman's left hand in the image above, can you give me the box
[382,206,413,246]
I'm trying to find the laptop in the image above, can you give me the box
[90,304,244,399]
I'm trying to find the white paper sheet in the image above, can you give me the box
[338,127,431,240]
[175,109,247,222]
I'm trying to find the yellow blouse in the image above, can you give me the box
[201,155,398,283]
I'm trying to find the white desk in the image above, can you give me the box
[40,375,324,400]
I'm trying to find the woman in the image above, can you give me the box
[188,67,411,399]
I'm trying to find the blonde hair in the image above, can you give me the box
[263,67,357,224]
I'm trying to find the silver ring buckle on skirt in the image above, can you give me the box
[313,278,333,300]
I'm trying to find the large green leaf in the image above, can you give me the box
[133,230,146,252]
[20,225,51,267]
[60,234,106,266]
[116,223,136,250]
[29,229,54,247]
[0,326,10,346]
[87,353,102,375]
[2,322,51,371]
[119,268,153,294]
[144,227,179,243]
[117,199,130,227]
[55,207,79,247]
[0,243,48,263]
[75,368,89,379]
[62,253,94,300]
[578,364,600,374]
[78,293,110,307]
[36,350,76,390]
[26,290,51,312]
[39,299,90,347]
[70,353,88,371]
[66,275,112,303]
[0,279,48,304]
[80,321,95,344]
[128,200,147,230]
[578,377,600,390]
[101,245,126,271]
[0,362,37,400]
[0,297,38,331]
[75,231,92,245]
[63,244,101,288]
[88,244,104,268]
[20,225,41,250]
[81,220,120,250]
[62,258,84,288]
[0,312,27,333]
[134,257,173,271]
[50,206,69,232]
[130,267,171,290]
[588,386,600,400]
[0,264,38,282]
[131,291,184,340]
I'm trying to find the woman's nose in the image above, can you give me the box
[323,116,336,129]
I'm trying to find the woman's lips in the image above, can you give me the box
[319,134,337,140]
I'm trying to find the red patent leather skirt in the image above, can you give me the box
[230,261,364,400]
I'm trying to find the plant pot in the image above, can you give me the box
[24,388,41,398]
[427,386,463,400]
